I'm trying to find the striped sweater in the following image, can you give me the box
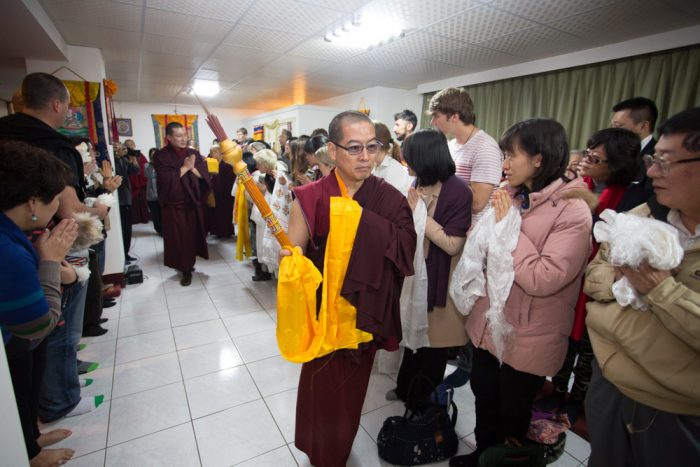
[0,213,60,344]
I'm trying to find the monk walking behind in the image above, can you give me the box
[153,122,210,286]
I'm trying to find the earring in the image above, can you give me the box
[31,214,38,221]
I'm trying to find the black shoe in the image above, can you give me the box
[252,271,272,282]
[126,254,137,262]
[102,300,117,309]
[103,298,116,304]
[82,325,108,337]
[449,451,480,467]
[180,271,192,286]
[99,318,109,324]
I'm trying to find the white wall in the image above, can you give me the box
[241,104,341,142]
[311,86,423,129]
[112,102,259,155]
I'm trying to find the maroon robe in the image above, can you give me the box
[205,160,236,237]
[293,171,416,467]
[153,144,210,272]
[130,153,151,224]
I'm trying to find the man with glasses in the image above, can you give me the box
[283,110,416,467]
[585,107,700,466]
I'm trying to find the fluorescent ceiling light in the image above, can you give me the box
[325,17,403,49]
[191,79,220,96]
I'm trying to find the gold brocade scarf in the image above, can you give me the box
[276,173,373,362]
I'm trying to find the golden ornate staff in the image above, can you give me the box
[195,94,292,249]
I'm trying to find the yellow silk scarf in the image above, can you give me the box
[205,158,219,208]
[276,173,373,363]
[234,182,252,260]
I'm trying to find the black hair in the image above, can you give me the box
[500,118,568,193]
[165,121,183,135]
[329,110,373,143]
[402,129,455,187]
[0,141,72,211]
[586,128,641,187]
[393,109,417,129]
[21,72,69,110]
[310,128,329,137]
[658,107,700,153]
[612,97,659,133]
[237,128,248,135]
[279,129,292,140]
[304,135,329,155]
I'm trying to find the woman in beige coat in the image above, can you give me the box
[387,129,473,409]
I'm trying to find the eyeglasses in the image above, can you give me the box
[331,140,383,156]
[583,150,608,165]
[643,153,700,176]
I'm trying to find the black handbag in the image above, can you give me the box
[377,380,459,466]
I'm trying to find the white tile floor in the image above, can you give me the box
[49,223,590,466]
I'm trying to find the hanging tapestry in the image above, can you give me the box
[253,125,264,141]
[103,79,118,144]
[151,114,199,149]
[59,80,109,164]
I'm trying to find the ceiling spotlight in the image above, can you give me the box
[190,79,220,97]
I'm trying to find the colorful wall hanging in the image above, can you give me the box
[59,79,109,163]
[151,114,199,149]
[253,125,264,141]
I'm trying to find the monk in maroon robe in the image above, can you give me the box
[128,145,150,224]
[153,122,210,286]
[284,111,416,467]
[206,159,236,238]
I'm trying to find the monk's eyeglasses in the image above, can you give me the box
[331,140,383,156]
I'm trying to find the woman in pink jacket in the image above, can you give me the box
[450,119,592,467]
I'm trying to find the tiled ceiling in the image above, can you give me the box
[34,0,699,110]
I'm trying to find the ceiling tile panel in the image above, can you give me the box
[433,44,516,69]
[138,63,197,79]
[296,0,372,13]
[376,32,467,60]
[240,0,344,33]
[55,21,141,49]
[144,8,233,42]
[142,34,216,56]
[424,6,537,44]
[343,49,420,71]
[40,0,143,32]
[478,26,587,59]
[222,24,308,53]
[547,1,696,45]
[488,0,616,23]
[260,55,335,76]
[140,50,206,68]
[101,47,141,64]
[660,0,700,19]
[358,0,478,29]
[287,37,363,62]
[145,0,252,22]
[390,59,467,78]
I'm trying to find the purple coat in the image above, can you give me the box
[466,177,592,376]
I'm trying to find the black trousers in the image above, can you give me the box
[147,200,162,235]
[120,204,132,256]
[83,249,104,329]
[395,347,449,408]
[470,347,545,453]
[7,339,48,460]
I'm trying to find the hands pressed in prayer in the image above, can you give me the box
[492,189,513,223]
[100,160,113,179]
[406,187,420,212]
[617,262,672,295]
[35,218,79,262]
[103,175,122,192]
[183,154,196,171]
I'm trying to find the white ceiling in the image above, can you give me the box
[7,0,700,110]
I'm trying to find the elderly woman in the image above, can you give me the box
[0,141,79,467]
[250,148,291,278]
[548,127,644,419]
[386,129,472,408]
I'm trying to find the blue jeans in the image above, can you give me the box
[39,281,87,421]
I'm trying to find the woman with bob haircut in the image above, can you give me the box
[387,129,472,408]
[0,140,79,467]
[450,119,592,467]
[548,127,646,419]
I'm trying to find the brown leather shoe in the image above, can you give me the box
[103,285,121,299]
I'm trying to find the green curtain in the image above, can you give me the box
[420,45,700,149]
